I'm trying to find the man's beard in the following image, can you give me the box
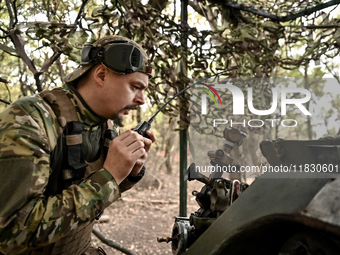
[113,115,124,127]
[113,104,139,127]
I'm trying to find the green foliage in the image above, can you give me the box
[0,0,340,134]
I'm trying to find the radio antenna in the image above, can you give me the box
[148,66,238,123]
[133,67,238,138]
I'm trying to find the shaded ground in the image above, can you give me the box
[91,171,202,255]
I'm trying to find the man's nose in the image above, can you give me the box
[135,91,146,105]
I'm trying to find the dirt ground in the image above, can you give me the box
[90,170,202,255]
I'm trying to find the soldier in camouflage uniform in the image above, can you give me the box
[0,35,156,255]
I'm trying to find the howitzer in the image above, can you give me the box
[158,129,340,255]
[158,127,249,254]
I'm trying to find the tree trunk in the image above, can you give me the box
[165,117,177,174]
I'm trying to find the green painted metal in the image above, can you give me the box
[179,0,188,217]
[179,130,188,217]
[184,172,337,255]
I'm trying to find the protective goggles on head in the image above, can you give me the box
[80,40,152,76]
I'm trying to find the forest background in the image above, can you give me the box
[1,0,340,254]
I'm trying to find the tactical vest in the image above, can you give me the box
[29,88,115,255]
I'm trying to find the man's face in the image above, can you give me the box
[101,70,149,126]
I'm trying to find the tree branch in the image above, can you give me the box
[0,77,10,84]
[0,76,11,104]
[282,0,340,22]
[69,0,91,34]
[284,25,340,29]
[12,0,90,92]
[38,0,89,82]
[5,0,16,29]
[323,60,340,84]
[209,0,340,22]
[190,0,218,30]
[40,51,62,73]
[0,99,11,105]
[92,228,138,255]
[9,29,39,75]
[148,0,169,12]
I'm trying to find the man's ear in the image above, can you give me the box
[93,65,107,86]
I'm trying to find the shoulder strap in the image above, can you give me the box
[40,88,78,133]
[40,88,87,183]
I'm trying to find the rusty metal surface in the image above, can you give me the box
[184,172,339,255]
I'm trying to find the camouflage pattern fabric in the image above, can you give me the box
[0,85,136,254]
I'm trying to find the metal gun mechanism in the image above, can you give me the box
[158,127,249,255]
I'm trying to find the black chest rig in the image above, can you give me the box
[40,88,116,196]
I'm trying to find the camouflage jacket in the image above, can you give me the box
[0,84,138,254]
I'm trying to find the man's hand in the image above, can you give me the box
[130,130,157,175]
[103,130,147,184]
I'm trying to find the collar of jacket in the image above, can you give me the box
[63,82,107,127]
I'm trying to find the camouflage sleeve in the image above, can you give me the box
[0,98,121,254]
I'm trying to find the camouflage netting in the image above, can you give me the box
[1,0,340,133]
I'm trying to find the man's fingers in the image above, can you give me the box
[145,130,157,143]
[117,130,134,140]
[109,129,155,162]
[118,130,145,146]
[129,139,145,153]
[134,147,146,158]
[143,136,152,147]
